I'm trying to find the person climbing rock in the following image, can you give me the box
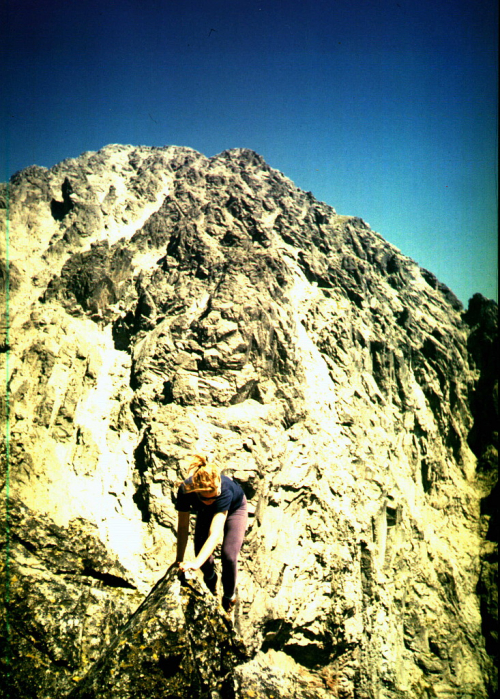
[175,454,248,613]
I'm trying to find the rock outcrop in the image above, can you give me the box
[1,144,497,698]
[66,565,247,699]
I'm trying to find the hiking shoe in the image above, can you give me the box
[222,595,237,613]
[204,572,218,595]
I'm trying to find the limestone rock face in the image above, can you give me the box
[1,145,497,698]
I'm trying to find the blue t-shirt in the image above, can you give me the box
[176,475,244,515]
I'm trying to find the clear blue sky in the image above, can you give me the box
[1,0,497,305]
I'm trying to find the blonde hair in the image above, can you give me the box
[183,454,221,494]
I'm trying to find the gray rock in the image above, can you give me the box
[67,565,247,699]
[1,144,497,698]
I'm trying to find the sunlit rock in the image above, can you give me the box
[0,145,497,698]
[67,566,247,699]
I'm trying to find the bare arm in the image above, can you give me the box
[176,511,191,562]
[179,511,228,572]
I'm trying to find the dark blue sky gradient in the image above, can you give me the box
[1,0,497,304]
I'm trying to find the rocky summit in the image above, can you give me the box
[0,144,497,698]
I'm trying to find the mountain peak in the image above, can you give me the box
[1,144,497,698]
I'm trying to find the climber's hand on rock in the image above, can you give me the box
[178,560,198,573]
[176,561,196,585]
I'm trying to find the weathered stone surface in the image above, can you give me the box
[463,294,499,673]
[1,144,497,698]
[1,500,143,699]
[67,565,247,699]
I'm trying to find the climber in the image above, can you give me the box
[175,454,248,613]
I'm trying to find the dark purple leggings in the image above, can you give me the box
[194,496,248,598]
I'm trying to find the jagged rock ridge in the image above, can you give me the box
[0,144,497,698]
